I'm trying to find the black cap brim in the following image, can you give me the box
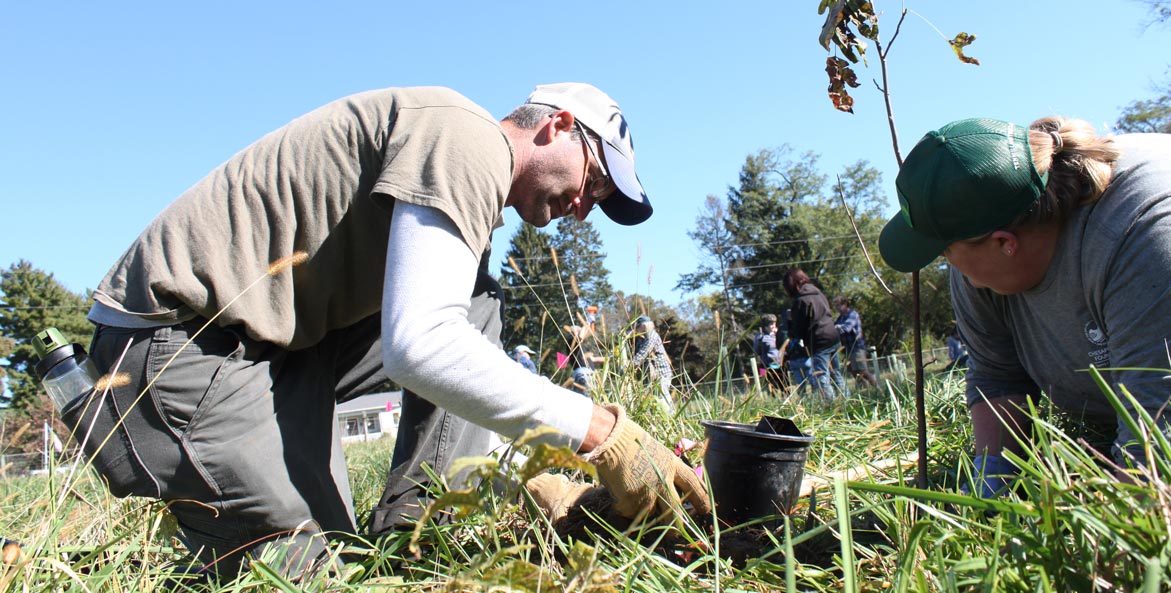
[597,142,652,225]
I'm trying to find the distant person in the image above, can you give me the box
[833,296,879,388]
[783,308,812,394]
[877,116,1171,497]
[513,344,538,374]
[567,324,605,396]
[630,316,674,412]
[753,313,786,392]
[784,269,848,401]
[945,328,969,372]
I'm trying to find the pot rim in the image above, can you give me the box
[701,419,815,444]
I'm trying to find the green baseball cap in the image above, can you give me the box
[879,118,1048,272]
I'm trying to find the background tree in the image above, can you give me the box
[675,193,757,380]
[548,217,613,324]
[727,146,818,320]
[1115,90,1171,133]
[851,261,953,356]
[498,224,564,371]
[498,219,614,376]
[789,159,885,295]
[673,294,731,384]
[0,260,93,413]
[676,194,744,321]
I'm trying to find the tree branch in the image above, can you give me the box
[836,176,894,295]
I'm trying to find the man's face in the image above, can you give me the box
[508,117,611,227]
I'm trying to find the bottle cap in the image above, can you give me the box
[33,327,86,382]
[33,328,69,360]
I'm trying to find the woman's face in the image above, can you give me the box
[943,228,1056,295]
[943,238,1008,292]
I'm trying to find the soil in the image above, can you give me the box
[546,487,848,569]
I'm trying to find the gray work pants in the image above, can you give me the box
[75,271,502,576]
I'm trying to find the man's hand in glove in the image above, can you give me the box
[525,473,604,524]
[582,404,711,519]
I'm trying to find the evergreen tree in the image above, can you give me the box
[0,260,93,413]
[498,225,562,372]
[727,147,820,320]
[549,217,613,326]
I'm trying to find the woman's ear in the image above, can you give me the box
[990,230,1020,257]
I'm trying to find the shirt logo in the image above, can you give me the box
[1083,321,1107,346]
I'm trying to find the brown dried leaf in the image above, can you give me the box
[826,57,858,113]
[949,32,981,65]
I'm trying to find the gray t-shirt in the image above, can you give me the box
[91,87,512,350]
[952,133,1171,458]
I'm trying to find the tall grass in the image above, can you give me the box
[2,348,1168,591]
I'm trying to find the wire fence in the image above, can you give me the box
[683,345,959,394]
[0,448,80,479]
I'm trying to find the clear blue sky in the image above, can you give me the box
[1,1,1166,308]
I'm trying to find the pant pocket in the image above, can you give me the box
[147,323,242,436]
[143,322,244,499]
[60,367,157,498]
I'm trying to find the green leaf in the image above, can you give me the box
[846,480,1038,517]
[249,560,301,593]
[835,478,857,593]
[518,442,598,483]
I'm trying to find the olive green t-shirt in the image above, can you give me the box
[92,87,513,349]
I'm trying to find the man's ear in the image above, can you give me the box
[533,111,574,146]
[543,110,576,140]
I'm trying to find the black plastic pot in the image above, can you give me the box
[701,416,814,526]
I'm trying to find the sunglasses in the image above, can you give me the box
[575,121,617,202]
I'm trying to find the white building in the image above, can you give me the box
[336,390,402,443]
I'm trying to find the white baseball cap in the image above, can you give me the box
[525,82,652,225]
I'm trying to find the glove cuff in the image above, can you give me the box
[581,404,626,463]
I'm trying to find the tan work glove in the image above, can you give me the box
[525,473,602,524]
[582,404,712,519]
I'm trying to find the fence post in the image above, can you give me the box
[869,346,879,381]
[42,422,50,472]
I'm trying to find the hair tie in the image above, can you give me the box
[1048,130,1064,154]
